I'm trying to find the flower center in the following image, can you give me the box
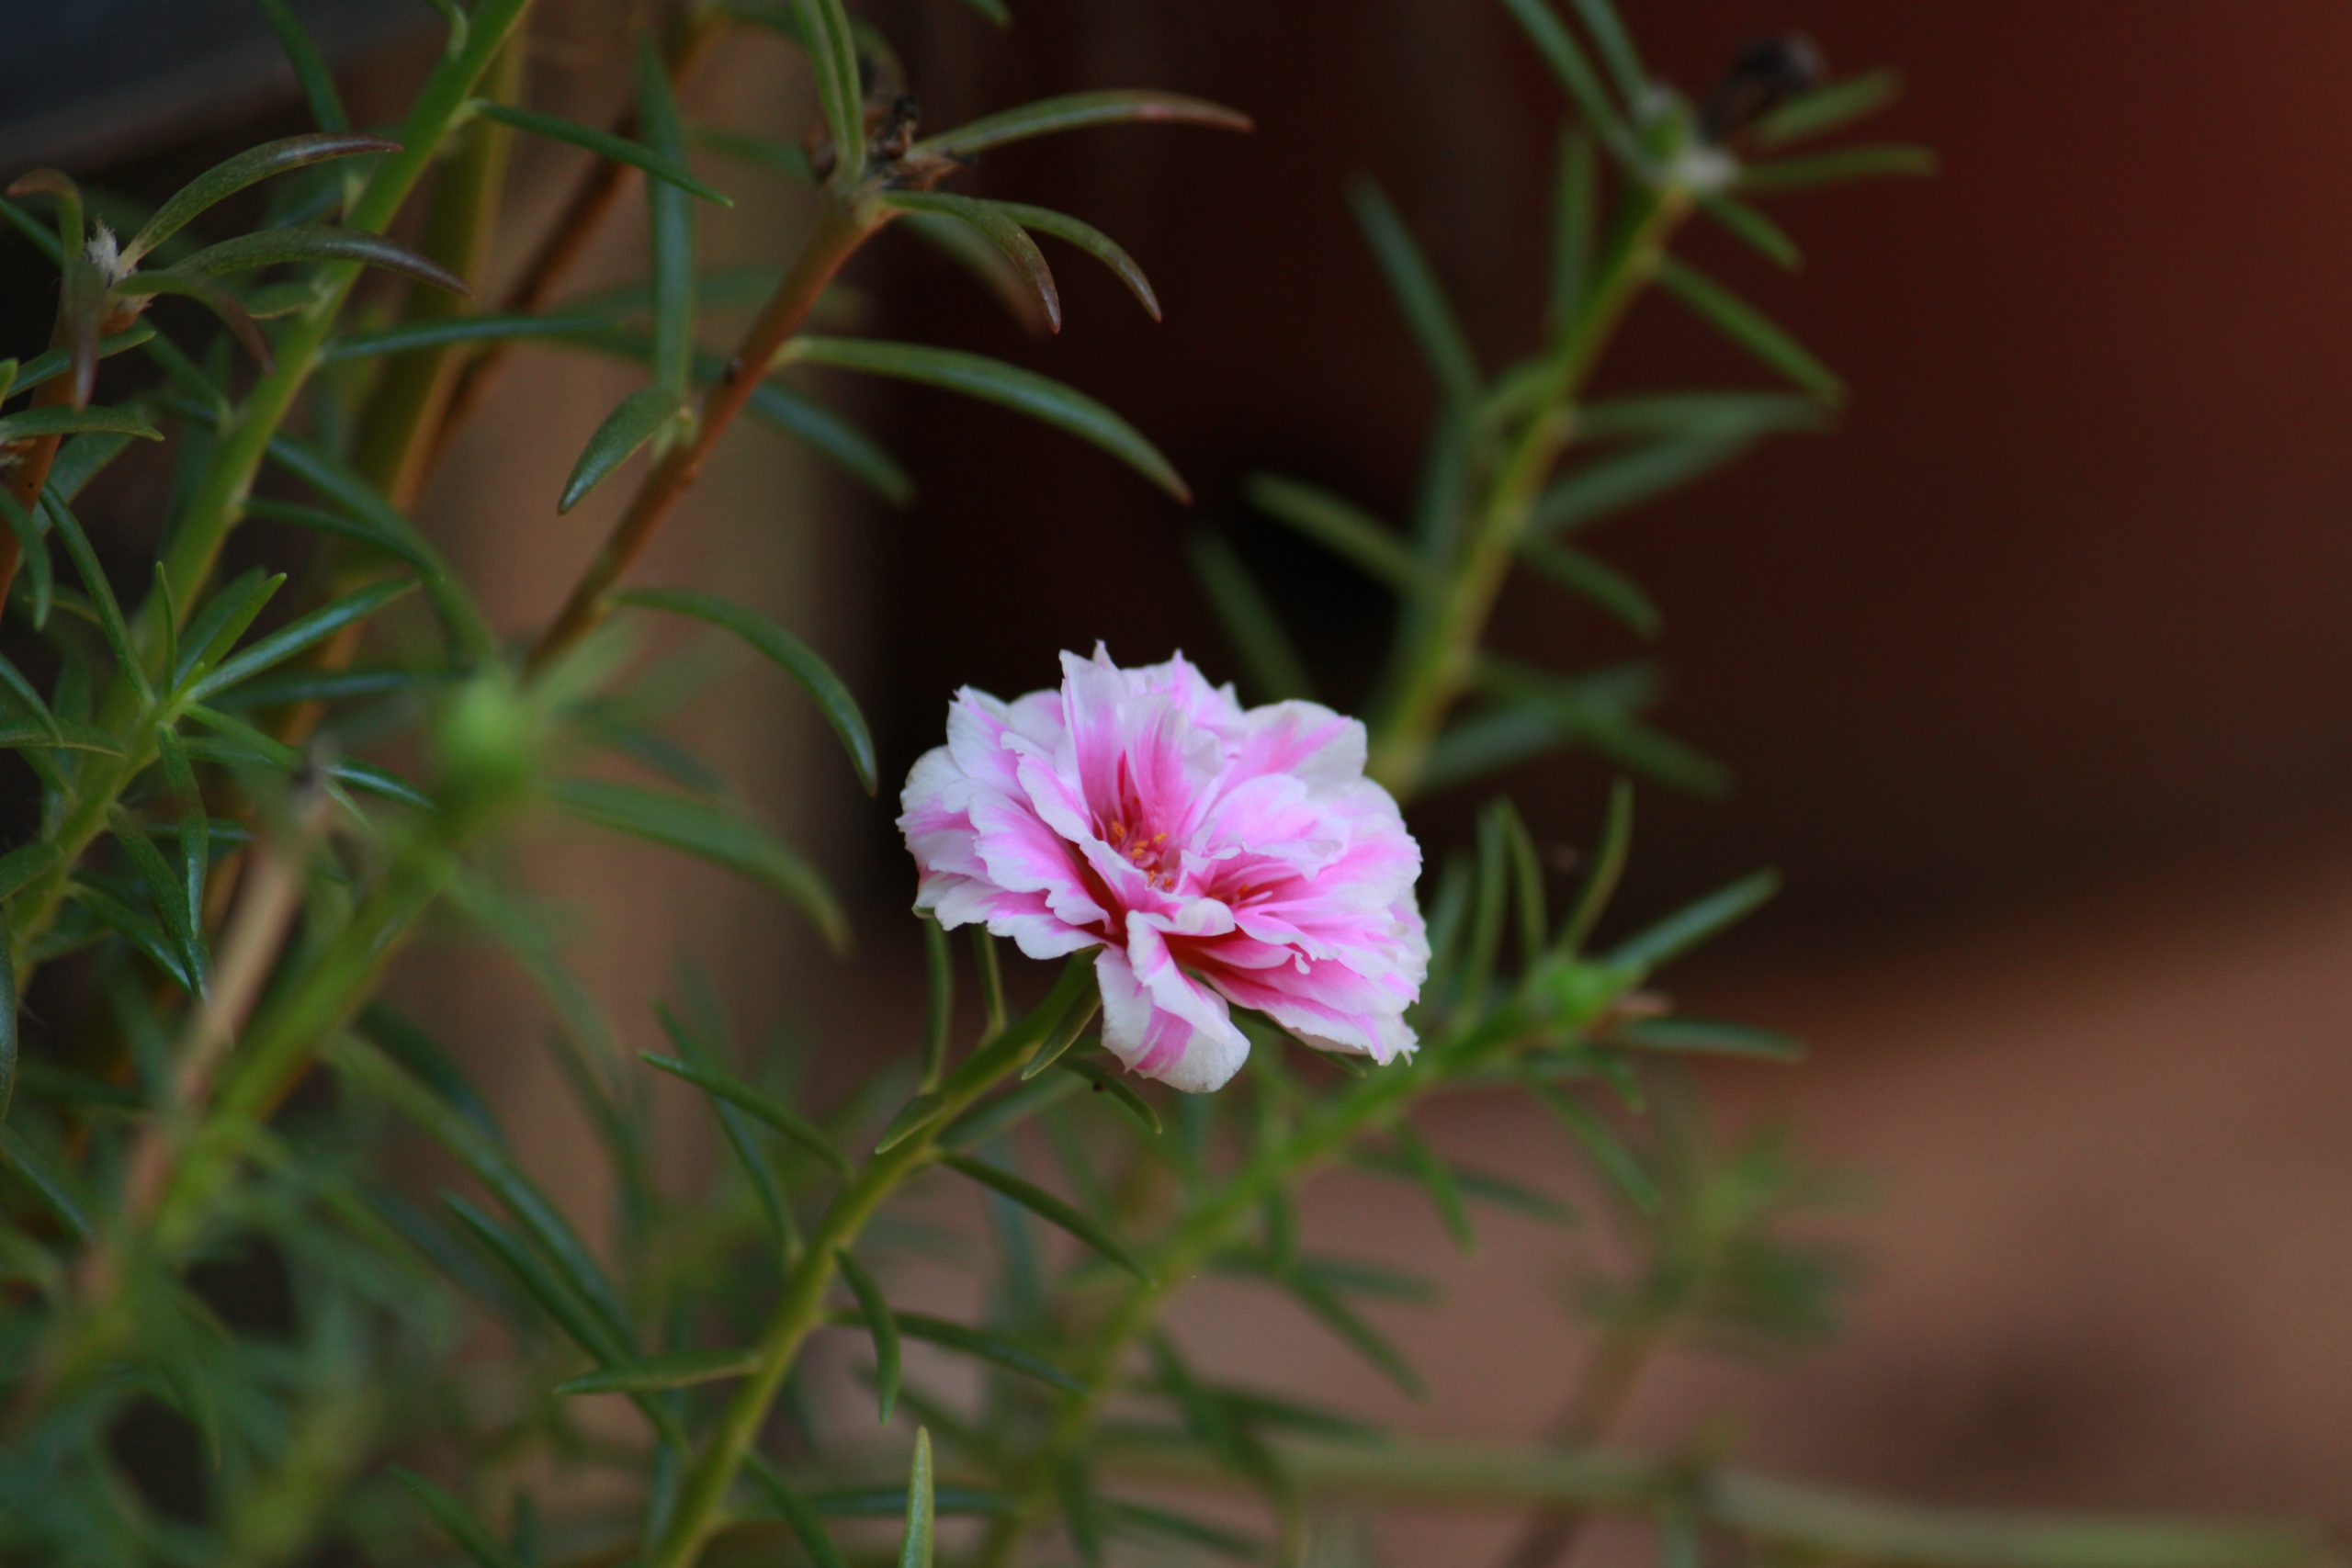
[1104,818,1176,891]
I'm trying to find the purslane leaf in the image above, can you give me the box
[1736,143,1936,195]
[1185,533,1317,705]
[1605,868,1780,970]
[640,1046,850,1174]
[794,0,867,185]
[941,1153,1151,1280]
[880,193,1062,333]
[175,226,473,297]
[553,1346,760,1395]
[186,579,417,702]
[390,1468,526,1568]
[559,387,686,513]
[1349,180,1480,412]
[835,1247,903,1423]
[614,586,876,794]
[471,102,733,206]
[898,1428,935,1568]
[1652,257,1841,401]
[1244,472,1419,589]
[636,41,699,397]
[123,132,401,265]
[914,90,1251,159]
[784,336,1188,501]
[1747,69,1903,150]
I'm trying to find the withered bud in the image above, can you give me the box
[1702,33,1825,142]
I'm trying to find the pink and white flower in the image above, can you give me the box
[899,648,1427,1092]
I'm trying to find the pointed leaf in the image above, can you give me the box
[1058,1055,1160,1134]
[1698,194,1801,271]
[1606,868,1779,970]
[1283,1268,1425,1400]
[887,1313,1084,1395]
[1654,256,1840,400]
[1533,436,1751,535]
[1349,180,1479,411]
[471,103,732,205]
[1549,129,1596,324]
[1186,532,1316,704]
[322,310,605,363]
[1748,69,1903,149]
[1530,1081,1659,1213]
[615,587,875,793]
[0,406,162,444]
[0,1124,87,1237]
[554,779,849,953]
[915,90,1251,158]
[987,200,1160,320]
[391,1468,526,1568]
[873,1089,947,1155]
[942,1153,1149,1280]
[792,0,867,184]
[1244,472,1418,589]
[1611,1015,1804,1063]
[175,226,473,297]
[41,495,148,700]
[257,0,350,133]
[881,192,1061,333]
[1495,0,1627,149]
[560,387,685,513]
[1574,391,1828,443]
[124,133,400,265]
[1559,776,1633,953]
[745,378,916,506]
[554,1346,760,1395]
[1567,0,1645,102]
[641,1045,849,1174]
[836,1247,902,1423]
[185,579,417,701]
[786,336,1187,500]
[897,1428,934,1568]
[636,41,699,395]
[1737,143,1936,194]
[1518,537,1658,637]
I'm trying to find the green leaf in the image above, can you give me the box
[873,1089,947,1155]
[1493,796,1549,972]
[989,200,1161,321]
[785,336,1189,501]
[41,495,148,701]
[559,387,685,513]
[1533,437,1751,535]
[112,813,205,995]
[0,1123,86,1237]
[788,0,866,184]
[554,780,849,953]
[614,587,876,794]
[1654,255,1839,399]
[1103,1501,1264,1562]
[185,579,417,702]
[1283,1267,1425,1400]
[442,1191,628,1364]
[887,1313,1083,1395]
[1548,129,1596,324]
[7,326,157,402]
[880,193,1061,333]
[744,381,916,505]
[897,1428,935,1568]
[321,310,605,364]
[1605,869,1780,970]
[470,102,733,206]
[942,1153,1150,1281]
[1058,1054,1160,1134]
[0,650,62,742]
[1244,472,1418,590]
[1612,1015,1804,1063]
[1518,537,1659,637]
[1495,0,1627,151]
[836,1247,902,1423]
[1736,143,1936,195]
[914,90,1251,159]
[689,123,814,182]
[390,1468,526,1568]
[920,919,953,1089]
[1575,390,1829,443]
[175,226,472,297]
[636,41,699,397]
[256,0,351,133]
[1698,194,1801,271]
[1389,1123,1475,1253]
[1348,180,1479,411]
[1529,1081,1659,1212]
[1185,533,1317,704]
[1566,0,1645,103]
[1748,69,1902,149]
[123,132,400,265]
[1559,776,1633,953]
[0,406,162,444]
[171,570,284,691]
[553,1346,760,1395]
[640,1046,849,1174]
[741,1461,853,1568]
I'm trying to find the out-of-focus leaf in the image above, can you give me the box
[1186,532,1316,705]
[1549,129,1596,324]
[1244,472,1418,589]
[793,0,867,184]
[786,336,1187,500]
[1559,776,1634,953]
[1349,180,1479,411]
[836,1247,902,1423]
[1496,0,1627,150]
[559,387,685,513]
[470,103,731,205]
[0,1123,86,1236]
[1612,1015,1804,1063]
[555,780,849,953]
[942,1153,1150,1280]
[741,1461,852,1568]
[0,407,161,444]
[185,580,416,702]
[122,133,400,265]
[915,91,1250,159]
[322,310,605,363]
[615,587,875,793]
[1533,436,1750,535]
[1737,143,1936,194]
[390,1468,526,1568]
[743,381,915,505]
[1574,390,1828,443]
[872,1313,1084,1395]
[7,326,156,400]
[1748,69,1902,149]
[1605,869,1780,970]
[640,1046,849,1173]
[689,123,814,182]
[921,919,954,1089]
[1567,0,1645,102]
[1103,1500,1263,1562]
[880,193,1061,333]
[1698,194,1801,270]
[1654,256,1839,399]
[1057,1055,1160,1134]
[257,0,350,132]
[1389,1122,1475,1253]
[636,41,698,396]
[1283,1267,1426,1401]
[175,226,472,296]
[1530,1080,1659,1212]
[1493,796,1549,971]
[553,1346,759,1395]
[1518,537,1659,637]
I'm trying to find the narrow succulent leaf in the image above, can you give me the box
[442,1191,627,1363]
[1549,129,1596,325]
[257,0,351,132]
[1605,868,1781,970]
[880,193,1061,333]
[972,929,1008,1035]
[1698,194,1802,270]
[391,1468,526,1568]
[123,133,401,265]
[1391,1123,1476,1253]
[1283,1269,1426,1400]
[112,814,206,995]
[1493,797,1550,971]
[1471,664,1732,798]
[1748,69,1903,149]
[1353,1147,1577,1225]
[559,387,686,513]
[741,1461,853,1568]
[689,123,814,182]
[641,1047,849,1173]
[322,310,605,363]
[175,226,473,296]
[1567,0,1645,103]
[1348,180,1479,411]
[1185,533,1317,704]
[1533,436,1750,535]
[1559,777,1634,953]
[0,406,162,444]
[939,1073,1079,1152]
[0,650,62,741]
[1057,1055,1160,1134]
[873,1089,947,1155]
[1736,143,1936,194]
[1655,256,1839,399]
[915,90,1251,159]
[743,381,916,505]
[836,1247,903,1423]
[0,1124,85,1236]
[614,587,876,793]
[471,102,732,205]
[1244,473,1419,589]
[554,779,850,953]
[0,843,63,906]
[897,1429,935,1568]
[1495,0,1628,149]
[553,1347,760,1395]
[920,919,954,1089]
[1612,1016,1804,1062]
[942,1153,1150,1280]
[636,41,700,395]
[1518,537,1659,637]
[894,209,1054,335]
[1530,1081,1660,1212]
[41,497,148,700]
[186,580,416,701]
[116,270,274,368]
[8,325,158,399]
[886,1314,1084,1395]
[362,1006,500,1140]
[1574,390,1828,443]
[1461,806,1509,1008]
[792,0,867,185]
[786,336,1187,500]
[171,569,284,691]
[0,953,18,1118]
[1103,1501,1264,1562]
[992,200,1161,320]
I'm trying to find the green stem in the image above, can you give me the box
[1104,1436,2327,1568]
[646,962,1091,1568]
[1368,188,1690,799]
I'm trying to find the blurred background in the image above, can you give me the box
[6,0,2348,1558]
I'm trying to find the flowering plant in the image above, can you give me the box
[0,3,2326,1567]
